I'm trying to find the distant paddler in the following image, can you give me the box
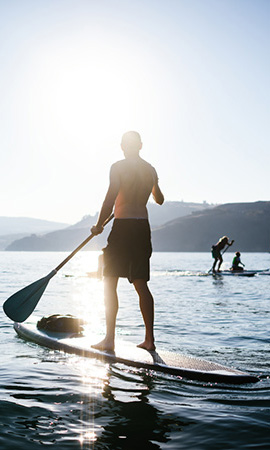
[211,236,234,273]
[231,251,245,272]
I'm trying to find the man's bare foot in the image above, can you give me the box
[91,339,114,352]
[137,341,156,352]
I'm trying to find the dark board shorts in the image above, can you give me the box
[211,245,221,259]
[103,218,152,283]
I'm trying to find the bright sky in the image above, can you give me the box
[0,0,269,224]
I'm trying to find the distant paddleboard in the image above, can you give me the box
[14,320,258,384]
[164,270,257,277]
[212,270,256,277]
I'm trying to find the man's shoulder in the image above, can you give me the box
[136,157,157,173]
[139,157,154,168]
[112,157,154,168]
[110,159,125,171]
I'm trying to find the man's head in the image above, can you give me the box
[121,131,142,156]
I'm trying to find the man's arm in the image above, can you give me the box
[151,168,164,205]
[91,165,120,235]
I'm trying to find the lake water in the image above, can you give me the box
[0,251,270,449]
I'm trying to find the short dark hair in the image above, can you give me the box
[121,131,142,152]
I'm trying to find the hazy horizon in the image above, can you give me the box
[1,0,269,223]
[0,198,210,225]
[1,198,269,227]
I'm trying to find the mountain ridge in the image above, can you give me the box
[4,201,270,252]
[0,216,70,236]
[151,201,270,252]
[0,217,71,251]
[4,201,212,251]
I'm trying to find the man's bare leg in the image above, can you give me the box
[133,279,155,351]
[217,256,223,272]
[91,276,118,351]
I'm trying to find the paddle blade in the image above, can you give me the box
[3,270,57,323]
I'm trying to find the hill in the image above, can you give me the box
[147,201,213,227]
[0,217,70,235]
[59,201,212,230]
[0,217,70,251]
[6,201,269,253]
[5,202,212,251]
[151,201,270,252]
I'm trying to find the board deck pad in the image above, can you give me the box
[14,321,259,384]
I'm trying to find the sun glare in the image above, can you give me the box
[27,37,155,153]
[17,35,160,221]
[66,252,105,333]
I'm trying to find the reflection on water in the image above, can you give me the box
[77,361,188,450]
[95,378,183,449]
[4,353,188,449]
[1,252,270,449]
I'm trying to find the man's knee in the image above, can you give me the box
[104,277,118,293]
[133,278,149,293]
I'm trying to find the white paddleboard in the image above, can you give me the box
[14,322,259,384]
[14,320,259,384]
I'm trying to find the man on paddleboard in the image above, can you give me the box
[211,236,234,273]
[91,131,164,352]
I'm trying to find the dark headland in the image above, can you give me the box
[4,201,270,252]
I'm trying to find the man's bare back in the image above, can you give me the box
[93,153,163,231]
[112,156,160,219]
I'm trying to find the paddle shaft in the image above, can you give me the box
[54,213,114,272]
[221,244,230,256]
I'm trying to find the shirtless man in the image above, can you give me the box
[91,131,164,352]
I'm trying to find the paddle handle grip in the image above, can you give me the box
[54,214,114,273]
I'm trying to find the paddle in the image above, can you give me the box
[3,214,114,323]
[208,240,234,273]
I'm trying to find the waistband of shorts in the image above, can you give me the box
[114,217,149,221]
